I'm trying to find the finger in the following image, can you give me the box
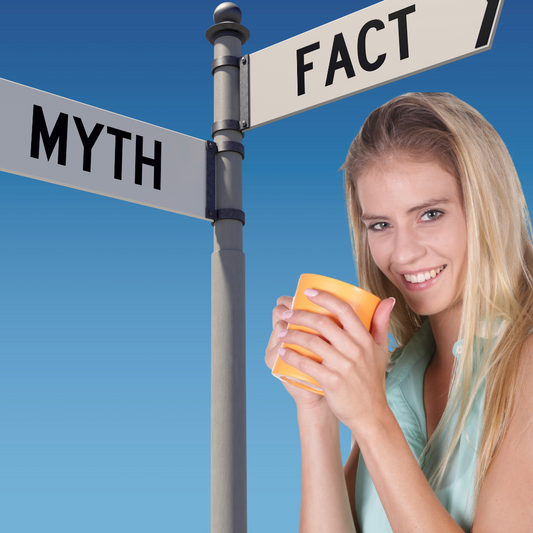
[301,289,369,338]
[266,318,288,355]
[370,298,396,353]
[277,295,293,309]
[272,305,289,329]
[278,328,341,367]
[277,345,333,387]
[282,308,348,349]
[272,296,293,328]
[265,339,284,370]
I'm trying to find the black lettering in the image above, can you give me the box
[106,126,132,181]
[73,117,104,172]
[296,42,320,96]
[30,105,68,166]
[135,136,161,190]
[325,33,356,87]
[476,0,500,48]
[388,5,416,60]
[358,20,386,72]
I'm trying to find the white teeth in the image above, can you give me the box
[403,266,445,284]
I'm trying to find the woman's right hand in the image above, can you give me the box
[265,295,331,411]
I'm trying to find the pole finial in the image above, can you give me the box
[206,3,249,45]
[214,3,242,24]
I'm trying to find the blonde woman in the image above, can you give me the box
[265,93,533,532]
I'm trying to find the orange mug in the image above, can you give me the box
[272,274,381,395]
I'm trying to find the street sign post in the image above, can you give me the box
[245,0,503,129]
[206,5,249,533]
[0,77,209,220]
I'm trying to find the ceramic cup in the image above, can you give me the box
[271,273,381,395]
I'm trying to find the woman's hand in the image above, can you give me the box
[265,295,330,411]
[276,290,395,434]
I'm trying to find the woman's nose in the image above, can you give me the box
[391,226,426,266]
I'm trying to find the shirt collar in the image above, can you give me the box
[386,319,435,389]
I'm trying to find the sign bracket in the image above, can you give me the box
[204,140,245,225]
[240,54,250,130]
[210,53,250,133]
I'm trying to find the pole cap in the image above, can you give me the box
[214,3,242,24]
[206,3,250,44]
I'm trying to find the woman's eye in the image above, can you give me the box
[420,210,443,222]
[368,222,390,232]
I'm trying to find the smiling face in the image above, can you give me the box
[357,157,468,319]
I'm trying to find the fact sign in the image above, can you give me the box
[246,0,502,129]
[0,77,209,220]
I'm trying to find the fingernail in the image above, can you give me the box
[390,297,396,310]
[278,347,286,357]
[282,311,294,320]
[278,329,288,338]
[304,289,319,297]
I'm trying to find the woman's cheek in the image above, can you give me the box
[368,238,389,275]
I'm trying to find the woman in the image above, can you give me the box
[265,92,533,532]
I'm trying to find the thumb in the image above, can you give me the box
[370,297,396,352]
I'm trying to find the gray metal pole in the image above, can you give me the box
[206,4,249,533]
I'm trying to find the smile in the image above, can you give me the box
[403,265,446,284]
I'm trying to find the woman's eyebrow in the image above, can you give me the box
[361,213,389,222]
[406,198,450,214]
[361,198,451,221]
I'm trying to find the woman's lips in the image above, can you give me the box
[399,265,447,291]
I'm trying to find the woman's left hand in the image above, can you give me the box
[278,290,395,434]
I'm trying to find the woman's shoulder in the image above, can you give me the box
[518,331,533,403]
[513,332,533,423]
[517,331,533,395]
[472,332,533,531]
[524,328,533,349]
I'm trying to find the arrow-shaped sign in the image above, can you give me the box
[0,77,209,220]
[245,0,503,129]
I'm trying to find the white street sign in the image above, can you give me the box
[0,77,209,220]
[247,0,503,129]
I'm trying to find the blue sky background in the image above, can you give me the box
[0,1,531,531]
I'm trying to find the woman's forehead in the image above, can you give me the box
[357,159,462,214]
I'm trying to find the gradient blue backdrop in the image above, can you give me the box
[0,1,531,531]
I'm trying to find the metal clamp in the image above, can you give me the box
[205,140,245,226]
[216,141,245,159]
[211,55,240,75]
[213,208,245,226]
[211,119,241,137]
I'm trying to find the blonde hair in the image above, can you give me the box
[343,92,533,510]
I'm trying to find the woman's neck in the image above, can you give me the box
[424,306,463,440]
[428,305,462,363]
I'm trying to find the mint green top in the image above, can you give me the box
[355,319,484,532]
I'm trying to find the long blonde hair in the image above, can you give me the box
[343,92,533,509]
